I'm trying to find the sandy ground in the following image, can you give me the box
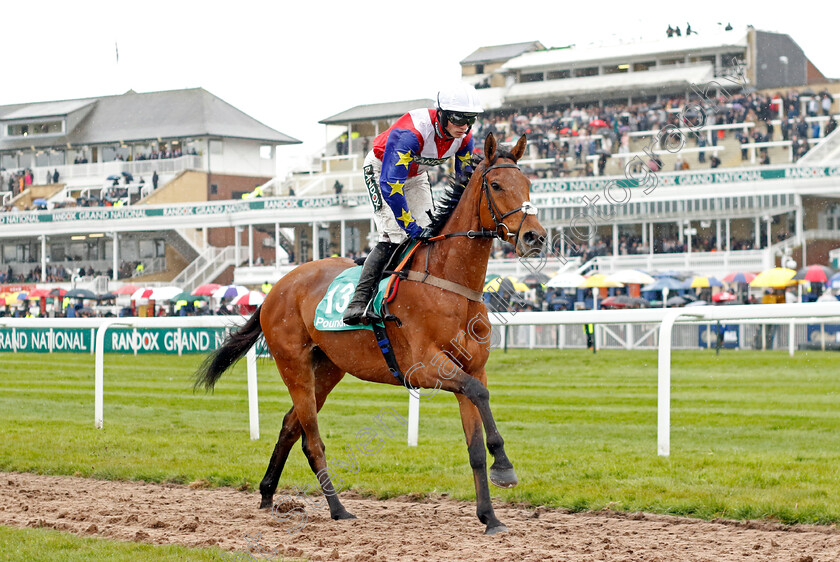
[1,472,839,561]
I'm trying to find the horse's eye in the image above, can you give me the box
[491,182,502,191]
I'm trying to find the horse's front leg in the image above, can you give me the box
[455,393,507,535]
[455,368,518,489]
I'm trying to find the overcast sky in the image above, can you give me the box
[3,1,838,173]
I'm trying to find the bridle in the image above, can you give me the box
[479,162,538,249]
[428,159,538,251]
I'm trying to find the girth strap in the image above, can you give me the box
[404,270,484,302]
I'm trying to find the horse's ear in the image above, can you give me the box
[512,134,527,161]
[484,133,497,162]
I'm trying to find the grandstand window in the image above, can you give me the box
[659,58,683,67]
[6,120,62,137]
[260,145,273,160]
[602,64,628,75]
[689,55,716,67]
[633,61,656,72]
[520,72,544,83]
[35,152,50,167]
[573,67,599,78]
[102,147,117,162]
[547,69,570,80]
[721,53,745,67]
[1,154,15,169]
[475,64,484,74]
[827,217,835,230]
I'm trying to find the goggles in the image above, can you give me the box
[446,112,478,127]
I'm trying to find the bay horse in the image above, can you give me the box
[195,133,545,534]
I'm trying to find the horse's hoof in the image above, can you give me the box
[259,497,272,509]
[490,467,518,488]
[332,510,356,520]
[485,524,508,535]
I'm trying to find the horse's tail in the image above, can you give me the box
[194,307,263,392]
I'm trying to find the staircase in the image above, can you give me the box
[796,127,840,164]
[171,246,238,292]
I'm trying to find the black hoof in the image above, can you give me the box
[259,497,272,509]
[485,524,508,535]
[490,467,518,488]
[331,510,356,521]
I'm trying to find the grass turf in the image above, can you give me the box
[1,349,839,525]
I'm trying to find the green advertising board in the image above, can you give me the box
[0,327,233,354]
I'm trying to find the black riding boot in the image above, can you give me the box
[342,242,398,326]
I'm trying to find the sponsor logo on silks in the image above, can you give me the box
[363,165,382,211]
[412,156,448,166]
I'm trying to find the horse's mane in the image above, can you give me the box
[427,146,517,235]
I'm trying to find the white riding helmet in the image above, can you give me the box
[436,83,484,114]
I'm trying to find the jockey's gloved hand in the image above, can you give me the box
[415,227,435,241]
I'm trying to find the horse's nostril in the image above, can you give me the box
[523,230,543,247]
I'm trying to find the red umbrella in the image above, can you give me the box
[192,283,222,296]
[589,119,609,129]
[113,284,139,295]
[558,127,571,135]
[792,265,835,283]
[27,288,53,298]
[712,292,737,302]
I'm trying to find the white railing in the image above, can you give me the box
[4,303,840,453]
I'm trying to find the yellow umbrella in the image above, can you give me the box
[483,276,530,293]
[579,274,624,288]
[749,267,797,288]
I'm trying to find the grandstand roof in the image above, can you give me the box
[502,29,749,72]
[0,88,300,151]
[319,99,435,125]
[460,41,546,65]
[504,64,715,103]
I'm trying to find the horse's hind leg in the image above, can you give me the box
[258,356,345,510]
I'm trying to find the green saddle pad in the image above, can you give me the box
[314,266,390,331]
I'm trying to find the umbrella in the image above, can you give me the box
[212,285,250,300]
[149,286,183,301]
[106,174,121,181]
[712,292,737,302]
[800,88,816,97]
[829,272,840,289]
[33,198,48,206]
[232,291,266,306]
[27,288,53,298]
[49,288,67,298]
[690,276,724,288]
[558,127,572,135]
[792,265,835,283]
[521,272,550,287]
[606,270,655,285]
[65,288,97,299]
[749,267,797,288]
[579,274,623,288]
[601,295,649,309]
[171,292,209,303]
[113,284,140,295]
[722,271,756,284]
[484,276,529,293]
[641,277,688,291]
[666,296,688,307]
[130,287,155,300]
[589,119,609,129]
[97,293,117,301]
[546,272,586,288]
[121,171,134,182]
[192,283,222,296]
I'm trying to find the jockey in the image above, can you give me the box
[343,83,483,325]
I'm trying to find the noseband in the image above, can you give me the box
[480,162,538,248]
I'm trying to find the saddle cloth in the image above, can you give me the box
[313,266,390,331]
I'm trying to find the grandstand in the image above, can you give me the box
[0,27,839,315]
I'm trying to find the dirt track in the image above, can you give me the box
[2,472,839,561]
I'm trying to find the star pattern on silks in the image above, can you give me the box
[386,180,405,197]
[457,151,473,166]
[395,150,413,168]
[397,208,414,227]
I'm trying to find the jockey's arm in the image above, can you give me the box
[454,134,476,179]
[380,129,423,237]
